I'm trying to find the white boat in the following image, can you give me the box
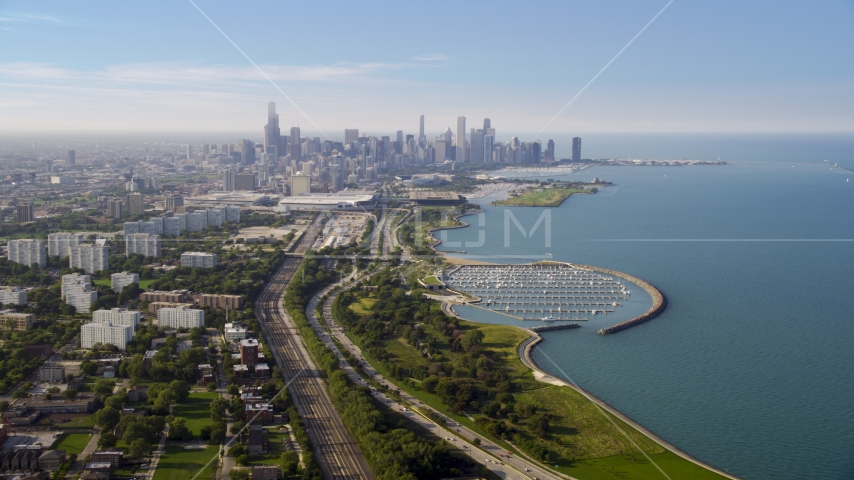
[540,316,556,322]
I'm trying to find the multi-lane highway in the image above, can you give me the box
[307,276,568,480]
[389,209,409,257]
[255,215,375,480]
[256,208,564,480]
[380,208,398,260]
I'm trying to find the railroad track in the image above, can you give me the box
[256,215,375,480]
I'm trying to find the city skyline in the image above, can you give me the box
[1,1,853,133]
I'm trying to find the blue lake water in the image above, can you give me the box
[434,135,854,480]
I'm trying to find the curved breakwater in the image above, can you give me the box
[570,263,668,335]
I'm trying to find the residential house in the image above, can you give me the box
[247,424,269,455]
[38,450,67,470]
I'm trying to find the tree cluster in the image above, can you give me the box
[335,267,557,461]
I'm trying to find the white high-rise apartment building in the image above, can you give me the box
[92,308,140,329]
[126,233,161,258]
[124,219,163,237]
[81,322,133,350]
[205,209,223,228]
[123,222,139,236]
[61,273,97,314]
[7,239,46,268]
[0,287,27,306]
[186,211,208,232]
[157,306,204,329]
[181,252,216,268]
[142,217,163,234]
[221,169,235,192]
[48,233,84,257]
[214,205,241,223]
[174,213,188,230]
[111,272,139,292]
[163,216,182,237]
[69,244,109,274]
[456,116,466,162]
[61,273,91,297]
[65,291,97,314]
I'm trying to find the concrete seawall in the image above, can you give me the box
[570,263,667,335]
[424,210,482,249]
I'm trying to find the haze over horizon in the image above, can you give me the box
[2,0,853,133]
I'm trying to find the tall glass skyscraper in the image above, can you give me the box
[456,116,466,162]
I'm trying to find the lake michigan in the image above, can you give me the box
[435,133,854,480]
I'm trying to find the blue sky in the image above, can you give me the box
[1,0,853,135]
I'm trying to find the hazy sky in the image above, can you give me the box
[2,0,853,135]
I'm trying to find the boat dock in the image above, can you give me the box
[445,263,629,322]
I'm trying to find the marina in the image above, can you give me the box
[444,263,632,322]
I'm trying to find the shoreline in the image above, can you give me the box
[443,299,739,478]
[518,332,740,480]
[429,255,734,477]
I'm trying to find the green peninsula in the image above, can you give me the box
[492,187,594,207]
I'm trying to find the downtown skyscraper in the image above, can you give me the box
[289,127,301,161]
[456,116,466,162]
[470,128,484,164]
[264,102,284,159]
[345,129,359,145]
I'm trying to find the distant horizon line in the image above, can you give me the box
[1,130,853,138]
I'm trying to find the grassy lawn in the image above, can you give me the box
[344,305,730,479]
[52,433,92,454]
[172,391,218,436]
[114,465,144,477]
[492,187,589,207]
[466,320,532,379]
[57,415,97,429]
[421,275,442,285]
[153,445,219,480]
[348,298,376,315]
[513,385,664,464]
[567,451,729,480]
[78,376,118,392]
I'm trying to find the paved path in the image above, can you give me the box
[69,432,99,474]
[146,406,172,480]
